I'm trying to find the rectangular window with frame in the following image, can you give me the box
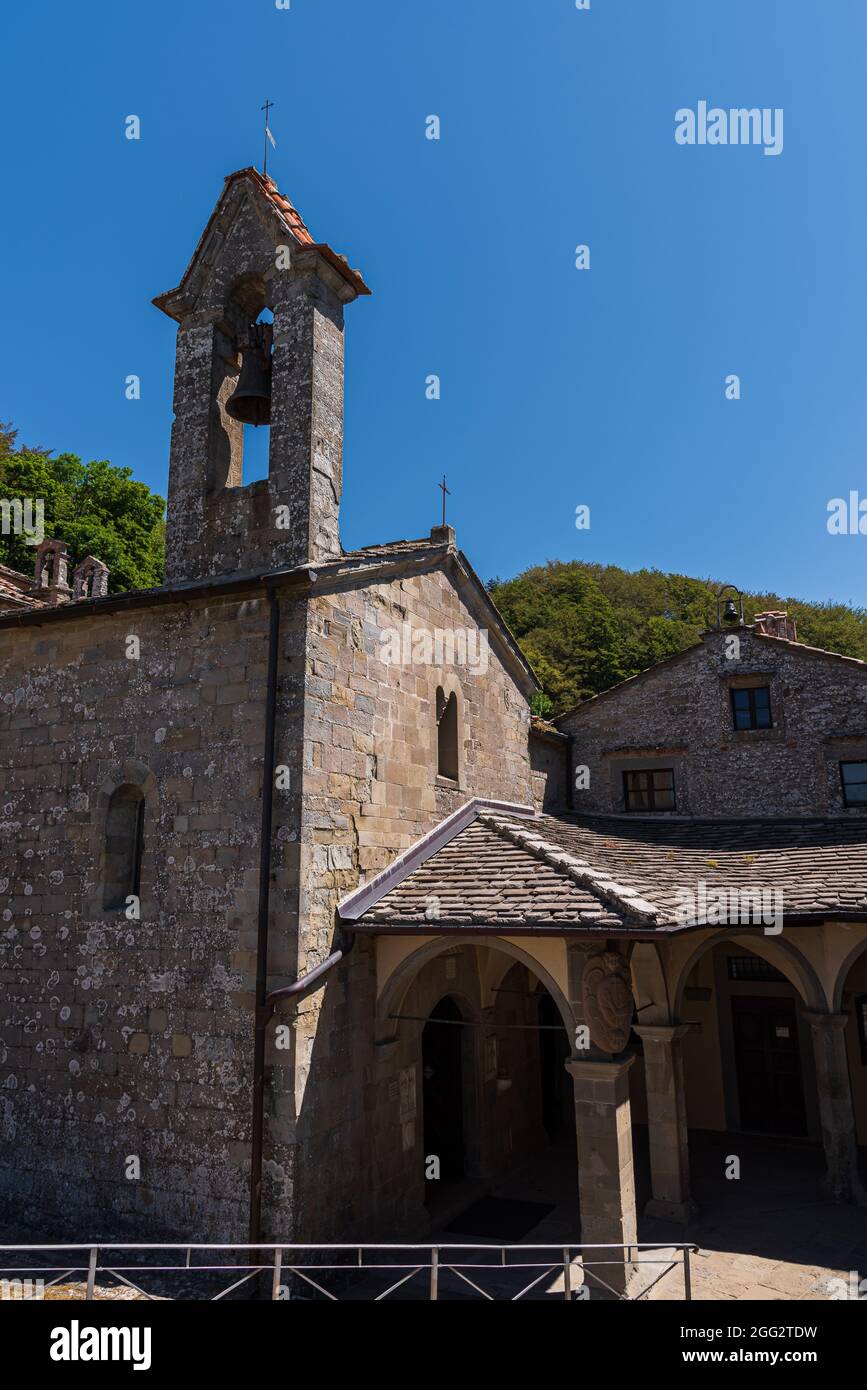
[623,768,676,812]
[730,685,773,731]
[727,956,786,983]
[841,762,867,808]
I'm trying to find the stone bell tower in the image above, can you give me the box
[154,168,370,583]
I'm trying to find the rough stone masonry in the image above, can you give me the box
[0,167,547,1242]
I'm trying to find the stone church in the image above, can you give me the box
[2,167,867,1295]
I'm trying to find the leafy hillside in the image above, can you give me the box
[0,422,165,593]
[487,561,867,716]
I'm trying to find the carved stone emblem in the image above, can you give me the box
[582,950,634,1054]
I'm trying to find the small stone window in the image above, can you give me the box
[731,685,772,731]
[436,688,459,782]
[103,785,145,911]
[623,768,675,812]
[841,761,867,808]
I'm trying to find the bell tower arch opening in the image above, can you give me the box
[153,166,370,584]
[229,306,274,486]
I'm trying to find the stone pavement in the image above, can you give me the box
[419,1131,867,1301]
[642,1131,867,1301]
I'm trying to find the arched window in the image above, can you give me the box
[436,688,459,782]
[103,785,145,911]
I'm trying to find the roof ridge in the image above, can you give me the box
[752,627,867,667]
[338,798,538,922]
[478,812,661,925]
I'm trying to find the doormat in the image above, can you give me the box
[443,1197,555,1241]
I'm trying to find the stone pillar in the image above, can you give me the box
[633,1024,697,1223]
[566,1055,638,1296]
[803,1012,867,1204]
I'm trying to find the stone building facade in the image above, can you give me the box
[0,168,541,1243]
[2,170,867,1296]
[557,614,867,819]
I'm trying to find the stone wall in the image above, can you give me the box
[0,582,306,1240]
[0,552,536,1243]
[529,726,569,811]
[290,946,563,1243]
[560,628,867,818]
[265,560,536,1241]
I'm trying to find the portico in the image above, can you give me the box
[337,799,867,1295]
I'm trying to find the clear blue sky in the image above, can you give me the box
[3,0,867,604]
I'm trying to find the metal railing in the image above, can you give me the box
[0,1240,698,1301]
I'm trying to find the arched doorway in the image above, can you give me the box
[538,992,573,1140]
[371,940,579,1240]
[833,942,867,1182]
[677,938,819,1141]
[663,936,827,1217]
[422,996,466,1198]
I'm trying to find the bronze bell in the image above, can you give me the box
[225,322,273,426]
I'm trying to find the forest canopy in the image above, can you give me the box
[487,560,867,716]
[0,422,165,594]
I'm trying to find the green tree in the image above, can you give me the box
[0,423,165,593]
[490,560,867,715]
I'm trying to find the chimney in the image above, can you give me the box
[753,610,797,642]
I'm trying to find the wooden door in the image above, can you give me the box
[731,995,807,1136]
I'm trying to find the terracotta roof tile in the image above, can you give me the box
[0,563,42,613]
[154,167,370,323]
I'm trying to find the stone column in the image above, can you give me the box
[566,1055,638,1296]
[633,1024,697,1223]
[803,1012,867,1204]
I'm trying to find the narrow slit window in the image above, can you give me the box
[103,786,145,911]
[436,688,459,781]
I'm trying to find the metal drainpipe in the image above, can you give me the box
[249,587,281,1248]
[264,939,354,1012]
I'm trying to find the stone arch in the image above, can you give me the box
[93,761,158,820]
[376,940,479,1044]
[672,929,827,1018]
[427,985,480,1029]
[226,271,270,325]
[376,935,575,1044]
[84,761,158,919]
[629,940,671,1025]
[832,937,867,1012]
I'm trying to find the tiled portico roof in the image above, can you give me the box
[527,812,867,922]
[342,806,867,933]
[349,817,626,931]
